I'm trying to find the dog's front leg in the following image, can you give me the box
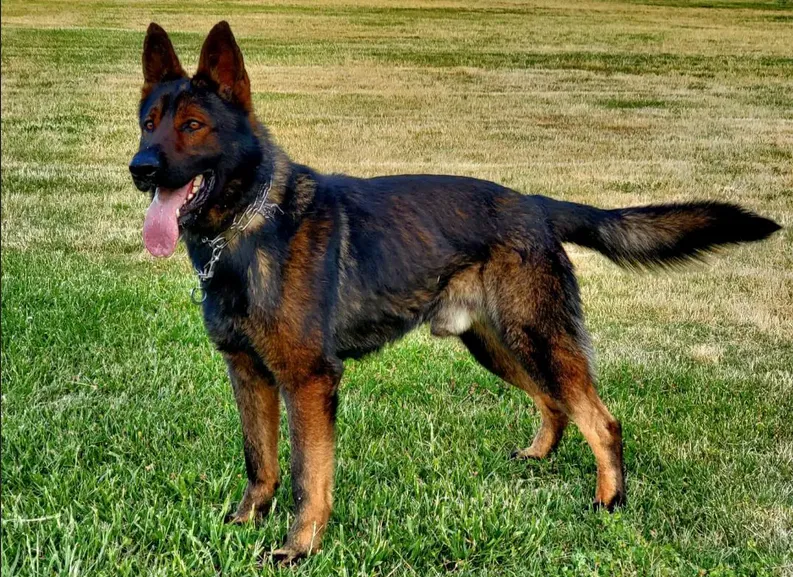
[224,352,281,524]
[272,366,341,564]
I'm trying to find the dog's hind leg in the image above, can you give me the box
[496,319,625,509]
[460,324,568,460]
[482,244,625,509]
[224,351,281,524]
[511,391,569,461]
[546,337,625,510]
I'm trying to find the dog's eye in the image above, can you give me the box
[143,120,155,132]
[182,120,204,133]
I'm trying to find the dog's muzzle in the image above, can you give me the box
[129,148,162,191]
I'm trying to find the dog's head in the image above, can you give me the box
[130,22,262,257]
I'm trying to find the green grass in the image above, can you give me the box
[2,0,792,575]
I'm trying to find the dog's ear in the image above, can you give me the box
[141,23,186,99]
[195,21,251,110]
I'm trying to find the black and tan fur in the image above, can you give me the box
[129,22,781,563]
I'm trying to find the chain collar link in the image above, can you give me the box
[191,176,279,304]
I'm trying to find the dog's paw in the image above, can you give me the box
[509,447,544,461]
[224,510,250,525]
[592,492,626,513]
[224,503,268,525]
[268,546,306,566]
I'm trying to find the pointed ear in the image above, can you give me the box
[141,23,185,99]
[195,21,251,110]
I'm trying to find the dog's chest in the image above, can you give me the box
[200,279,253,354]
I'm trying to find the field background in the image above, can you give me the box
[2,0,792,575]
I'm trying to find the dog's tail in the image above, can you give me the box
[540,197,780,268]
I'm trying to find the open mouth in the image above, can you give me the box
[176,171,215,222]
[142,171,215,258]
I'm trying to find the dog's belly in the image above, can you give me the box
[333,296,433,359]
[332,264,485,359]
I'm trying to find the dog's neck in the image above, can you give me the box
[252,131,293,211]
[182,133,294,291]
[225,126,318,232]
[185,128,293,241]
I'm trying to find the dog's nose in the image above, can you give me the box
[129,149,161,180]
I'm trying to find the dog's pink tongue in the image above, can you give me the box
[142,184,191,257]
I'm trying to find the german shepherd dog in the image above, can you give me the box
[129,22,781,562]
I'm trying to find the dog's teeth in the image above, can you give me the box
[176,208,181,217]
[193,175,203,187]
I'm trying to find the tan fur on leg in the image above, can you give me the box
[224,352,281,523]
